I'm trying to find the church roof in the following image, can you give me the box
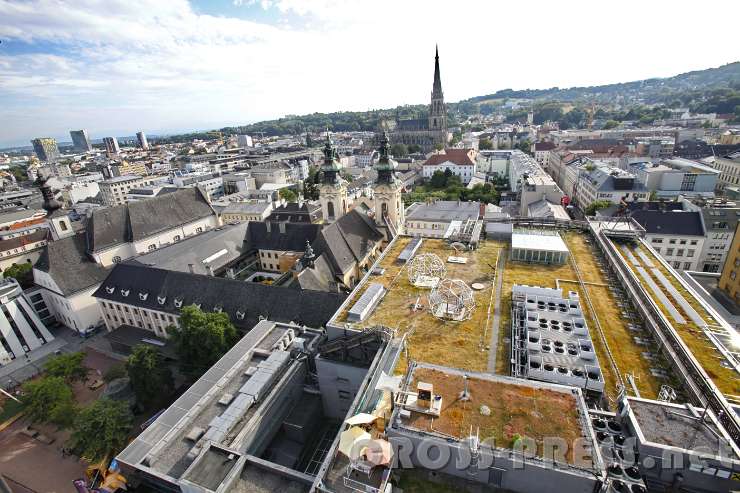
[423,149,476,167]
[85,187,215,252]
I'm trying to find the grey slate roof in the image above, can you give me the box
[93,263,345,330]
[35,233,111,296]
[313,210,384,275]
[86,187,215,252]
[630,210,705,236]
[244,222,322,252]
[129,222,249,275]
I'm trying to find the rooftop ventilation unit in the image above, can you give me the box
[347,283,386,322]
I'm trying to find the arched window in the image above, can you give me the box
[381,203,388,218]
[327,201,335,218]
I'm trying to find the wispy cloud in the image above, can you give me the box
[0,0,738,147]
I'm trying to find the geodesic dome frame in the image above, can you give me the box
[407,253,446,288]
[429,278,476,321]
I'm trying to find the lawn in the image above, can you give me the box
[0,397,25,422]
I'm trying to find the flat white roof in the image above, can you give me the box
[512,232,569,253]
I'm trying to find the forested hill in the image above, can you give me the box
[159,62,739,142]
[465,62,740,105]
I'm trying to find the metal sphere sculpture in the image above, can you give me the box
[429,278,476,321]
[407,253,446,288]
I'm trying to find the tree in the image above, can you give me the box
[407,144,422,154]
[103,364,126,383]
[603,120,619,130]
[3,262,33,289]
[44,351,88,383]
[126,345,174,409]
[21,376,76,427]
[429,170,447,189]
[69,398,133,462]
[390,143,408,158]
[585,200,612,216]
[279,188,298,202]
[171,305,238,378]
[479,138,493,150]
[514,140,531,154]
[434,143,444,151]
[303,167,320,200]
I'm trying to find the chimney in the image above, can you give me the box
[188,264,195,274]
[279,221,286,234]
[266,222,271,233]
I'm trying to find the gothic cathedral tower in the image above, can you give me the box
[319,132,348,223]
[428,45,447,134]
[373,131,404,237]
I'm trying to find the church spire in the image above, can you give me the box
[432,44,443,98]
[374,131,396,184]
[320,129,340,185]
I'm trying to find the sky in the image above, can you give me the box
[0,0,738,148]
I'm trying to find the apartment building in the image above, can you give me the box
[220,202,272,223]
[99,175,161,206]
[718,222,740,302]
[712,150,740,191]
[405,200,480,238]
[172,171,224,201]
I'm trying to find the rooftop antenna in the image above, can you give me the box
[459,374,471,401]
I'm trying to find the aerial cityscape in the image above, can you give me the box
[1,2,740,493]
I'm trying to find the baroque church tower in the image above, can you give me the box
[373,131,404,237]
[428,45,447,134]
[318,132,348,223]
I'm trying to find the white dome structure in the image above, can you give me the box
[407,253,446,288]
[429,278,475,321]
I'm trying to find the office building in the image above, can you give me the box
[0,278,55,367]
[69,129,93,153]
[136,131,149,150]
[103,136,120,155]
[31,137,60,162]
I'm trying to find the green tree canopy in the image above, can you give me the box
[602,120,619,130]
[69,398,133,462]
[44,351,88,383]
[429,170,447,189]
[171,305,238,378]
[21,376,76,427]
[390,143,408,157]
[279,188,298,202]
[514,140,531,154]
[478,137,493,150]
[126,345,174,409]
[407,144,422,154]
[4,262,33,289]
[585,200,612,216]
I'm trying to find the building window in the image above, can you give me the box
[196,227,203,233]
[173,235,181,242]
[731,271,737,280]
[683,262,692,269]
[338,390,351,400]
[112,256,121,263]
[666,248,674,256]
[687,249,695,257]
[148,244,156,251]
[669,239,676,245]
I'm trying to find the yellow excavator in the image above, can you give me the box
[80,456,127,493]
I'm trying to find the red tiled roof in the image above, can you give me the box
[423,148,476,167]
[533,141,556,151]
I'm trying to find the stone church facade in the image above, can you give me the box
[387,46,450,152]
